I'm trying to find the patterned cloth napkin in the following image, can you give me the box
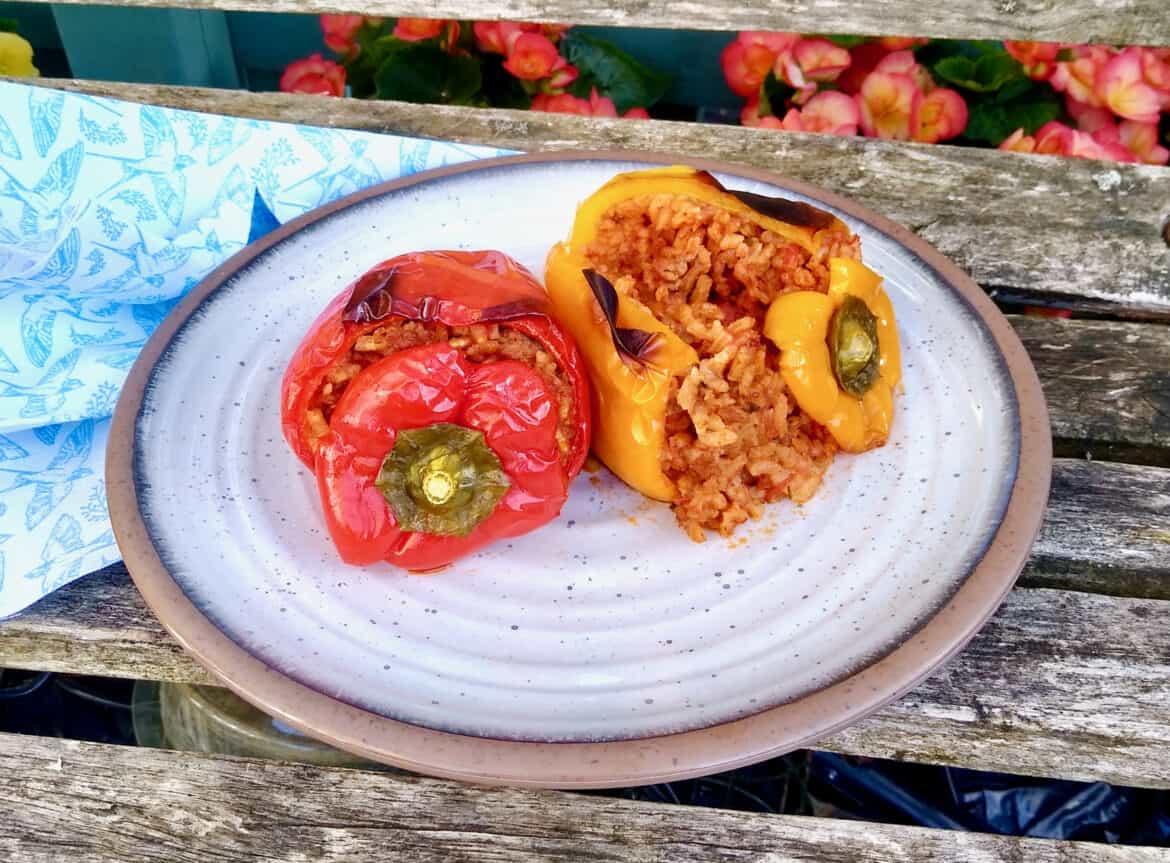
[0,80,511,619]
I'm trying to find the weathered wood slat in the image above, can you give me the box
[1013,317,1170,464]
[20,0,1170,46]
[1029,460,1170,599]
[4,468,1170,789]
[1,734,1165,862]
[30,79,1170,316]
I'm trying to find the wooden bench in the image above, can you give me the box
[3,0,1170,858]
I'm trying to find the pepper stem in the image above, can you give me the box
[420,461,457,506]
[376,423,510,537]
[828,295,881,398]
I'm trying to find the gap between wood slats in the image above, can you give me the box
[16,78,1170,318]
[19,0,1170,46]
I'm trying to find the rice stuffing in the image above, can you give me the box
[305,320,578,466]
[585,192,861,541]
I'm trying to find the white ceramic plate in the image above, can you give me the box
[110,153,1050,785]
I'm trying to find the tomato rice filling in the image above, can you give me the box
[586,192,861,540]
[303,321,577,467]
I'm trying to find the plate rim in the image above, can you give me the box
[107,150,1052,788]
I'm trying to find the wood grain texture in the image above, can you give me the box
[2,734,1167,862]
[28,79,1170,316]
[1027,460,1170,599]
[19,0,1170,45]
[3,512,1170,787]
[1013,317,1170,465]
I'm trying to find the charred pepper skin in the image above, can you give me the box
[544,165,886,500]
[281,250,592,571]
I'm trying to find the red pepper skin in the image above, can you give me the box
[281,251,591,476]
[281,250,592,572]
[316,343,566,571]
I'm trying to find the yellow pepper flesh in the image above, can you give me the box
[547,245,697,500]
[546,166,858,500]
[763,258,901,453]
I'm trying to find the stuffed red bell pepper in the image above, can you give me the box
[281,250,591,572]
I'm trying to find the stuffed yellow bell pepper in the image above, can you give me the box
[764,257,901,453]
[546,165,885,501]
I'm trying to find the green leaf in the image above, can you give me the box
[994,77,1036,103]
[561,31,670,113]
[757,77,773,119]
[916,38,1001,68]
[933,51,1024,93]
[375,43,481,105]
[933,56,977,86]
[963,99,1061,145]
[480,55,531,110]
[760,69,791,117]
[0,18,19,33]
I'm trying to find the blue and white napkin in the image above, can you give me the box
[0,80,511,618]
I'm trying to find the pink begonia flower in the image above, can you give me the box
[530,92,589,115]
[503,33,560,80]
[779,107,806,131]
[1004,41,1061,80]
[801,90,861,135]
[857,71,920,140]
[874,49,934,92]
[837,42,890,94]
[541,23,572,41]
[913,87,968,143]
[393,18,445,42]
[765,50,816,105]
[998,128,1037,153]
[1065,129,1115,160]
[473,22,539,55]
[740,99,766,126]
[1050,45,1110,107]
[738,31,800,55]
[878,36,929,51]
[588,88,619,117]
[1066,96,1114,133]
[1089,125,1139,162]
[1034,121,1078,154]
[1138,48,1170,107]
[793,38,851,82]
[320,15,365,56]
[1119,120,1170,164]
[1000,122,1074,156]
[531,89,648,118]
[1097,46,1163,123]
[720,32,800,99]
[740,99,783,128]
[546,57,578,90]
[721,39,779,97]
[280,54,345,96]
[1001,120,1145,163]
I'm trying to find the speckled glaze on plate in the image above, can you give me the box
[108,153,1050,787]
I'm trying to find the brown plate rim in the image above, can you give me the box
[107,150,1052,788]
